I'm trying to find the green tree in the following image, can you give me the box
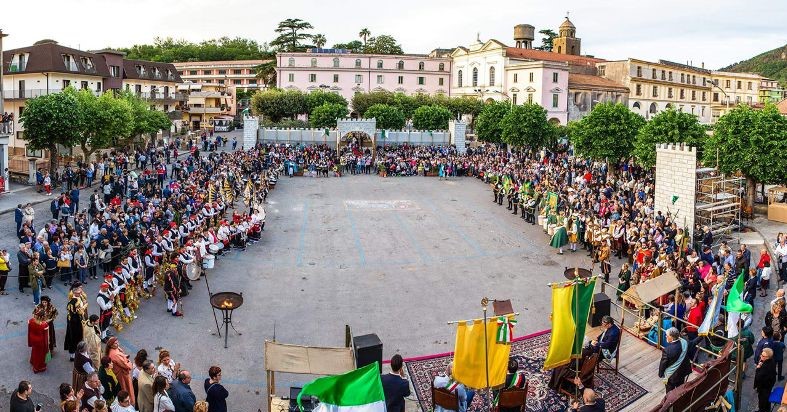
[120,92,171,145]
[501,103,554,150]
[364,104,406,130]
[359,28,371,46]
[254,60,278,88]
[703,104,787,208]
[474,101,509,143]
[535,29,558,52]
[633,108,706,168]
[390,93,420,119]
[363,35,404,55]
[412,105,452,130]
[313,34,327,49]
[310,103,349,129]
[270,18,314,52]
[19,87,84,177]
[305,90,348,113]
[569,102,645,161]
[251,89,307,122]
[77,90,134,161]
[351,91,393,117]
[332,40,363,52]
[120,36,267,62]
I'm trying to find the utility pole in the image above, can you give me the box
[0,29,8,121]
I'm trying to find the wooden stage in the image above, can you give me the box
[585,325,673,411]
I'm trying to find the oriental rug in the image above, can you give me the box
[404,330,647,412]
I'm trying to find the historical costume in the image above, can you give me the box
[73,343,94,394]
[82,315,102,367]
[549,212,569,254]
[64,282,88,360]
[28,308,50,373]
[96,282,114,340]
[35,296,58,353]
[106,337,136,407]
[616,265,632,301]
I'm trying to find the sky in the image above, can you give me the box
[2,0,785,69]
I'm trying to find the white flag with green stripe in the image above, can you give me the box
[297,363,386,412]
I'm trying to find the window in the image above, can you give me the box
[63,80,71,88]
[747,96,752,103]
[701,106,705,116]
[668,71,673,81]
[397,60,404,70]
[668,87,673,98]
[377,75,384,84]
[439,78,444,86]
[233,79,242,85]
[747,81,752,90]
[472,67,478,87]
[736,80,741,89]
[652,68,657,79]
[355,74,362,83]
[635,84,642,96]
[680,89,685,99]
[512,93,517,105]
[529,72,534,82]
[189,70,197,76]
[333,58,340,68]
[636,66,642,77]
[514,73,518,83]
[355,59,362,68]
[418,62,425,71]
[713,92,719,102]
[218,69,227,74]
[333,74,339,83]
[218,80,224,84]
[681,73,685,83]
[202,70,211,75]
[81,81,89,90]
[233,69,242,75]
[288,58,295,67]
[552,72,559,83]
[96,82,102,92]
[418,77,425,85]
[288,73,294,82]
[692,75,696,85]
[527,93,533,104]
[457,70,463,87]
[438,63,445,71]
[632,102,641,110]
[310,58,317,68]
[552,94,559,108]
[248,79,257,84]
[701,92,706,101]
[377,60,383,69]
[398,76,404,85]
[661,70,666,80]
[652,86,658,97]
[691,90,696,100]
[735,96,741,103]
[725,80,731,88]
[489,67,495,86]
[309,74,316,82]
[597,65,606,76]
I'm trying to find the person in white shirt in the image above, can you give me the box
[775,239,787,283]
[432,363,475,412]
[153,375,176,412]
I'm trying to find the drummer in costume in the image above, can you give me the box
[64,281,88,361]
[549,211,569,255]
[143,248,158,294]
[165,262,183,317]
[176,247,195,292]
[96,280,114,340]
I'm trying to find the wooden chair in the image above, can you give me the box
[495,382,529,412]
[596,333,622,374]
[557,353,599,399]
[432,387,459,412]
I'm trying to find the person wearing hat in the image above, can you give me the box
[28,307,50,373]
[35,295,58,353]
[65,281,88,361]
[96,280,115,341]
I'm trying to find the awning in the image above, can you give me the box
[263,340,355,375]
[622,271,682,308]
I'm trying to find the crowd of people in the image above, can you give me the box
[12,135,282,412]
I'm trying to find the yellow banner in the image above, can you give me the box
[453,316,513,389]
[543,284,575,370]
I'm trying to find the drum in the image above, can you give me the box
[186,262,201,281]
[537,215,545,226]
[202,254,215,269]
[208,244,221,254]
[547,225,556,236]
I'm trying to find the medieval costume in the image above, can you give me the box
[549,212,569,254]
[64,282,88,360]
[28,308,50,373]
[35,296,58,352]
[82,315,102,367]
[106,337,135,407]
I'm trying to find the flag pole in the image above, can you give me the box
[481,297,491,411]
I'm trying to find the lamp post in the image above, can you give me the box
[708,79,729,121]
[0,29,8,125]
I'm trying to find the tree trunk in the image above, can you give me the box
[80,143,94,163]
[746,176,756,212]
[48,145,58,187]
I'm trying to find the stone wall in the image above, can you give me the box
[258,128,337,145]
[243,116,259,149]
[655,143,697,239]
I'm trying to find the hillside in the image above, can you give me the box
[721,44,787,85]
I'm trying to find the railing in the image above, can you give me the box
[182,106,226,114]
[136,92,186,101]
[1,89,102,99]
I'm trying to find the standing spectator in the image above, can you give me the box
[15,204,24,234]
[153,376,175,412]
[43,172,52,195]
[106,338,135,407]
[776,238,787,284]
[9,381,35,412]
[754,348,777,412]
[169,370,196,412]
[755,326,775,364]
[29,256,45,305]
[17,243,31,292]
[204,366,228,412]
[81,372,105,412]
[156,350,180,383]
[773,333,786,381]
[109,390,135,412]
[71,187,80,215]
[381,355,410,412]
[765,301,787,342]
[137,360,157,412]
[0,248,10,295]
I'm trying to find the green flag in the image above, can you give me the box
[726,269,752,313]
[297,363,385,412]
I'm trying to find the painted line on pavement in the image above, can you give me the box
[421,198,487,257]
[391,212,432,264]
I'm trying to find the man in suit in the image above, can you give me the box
[587,316,620,360]
[14,204,23,235]
[381,355,410,412]
[569,388,605,412]
[496,359,526,412]
[658,327,697,392]
[754,348,777,412]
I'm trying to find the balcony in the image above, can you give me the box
[183,106,227,114]
[137,91,187,102]
[1,89,102,99]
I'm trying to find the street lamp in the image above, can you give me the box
[707,79,729,121]
[0,29,8,126]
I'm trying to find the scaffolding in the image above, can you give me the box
[695,167,745,247]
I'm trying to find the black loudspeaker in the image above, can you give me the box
[589,293,611,327]
[353,334,383,370]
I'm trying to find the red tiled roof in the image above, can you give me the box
[504,47,604,66]
[568,73,629,92]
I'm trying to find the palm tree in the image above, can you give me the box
[359,28,371,45]
[313,34,327,49]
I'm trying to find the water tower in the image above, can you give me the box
[514,24,535,49]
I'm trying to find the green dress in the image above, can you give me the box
[550,223,569,249]
[616,269,632,299]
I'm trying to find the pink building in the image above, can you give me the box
[276,49,452,109]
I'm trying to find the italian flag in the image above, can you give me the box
[297,363,386,412]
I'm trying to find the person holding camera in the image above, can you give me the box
[10,380,41,412]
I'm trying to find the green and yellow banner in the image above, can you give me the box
[543,277,596,370]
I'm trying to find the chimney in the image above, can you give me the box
[701,62,705,69]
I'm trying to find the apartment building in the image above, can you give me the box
[176,83,232,131]
[709,71,761,120]
[174,60,267,90]
[759,78,787,104]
